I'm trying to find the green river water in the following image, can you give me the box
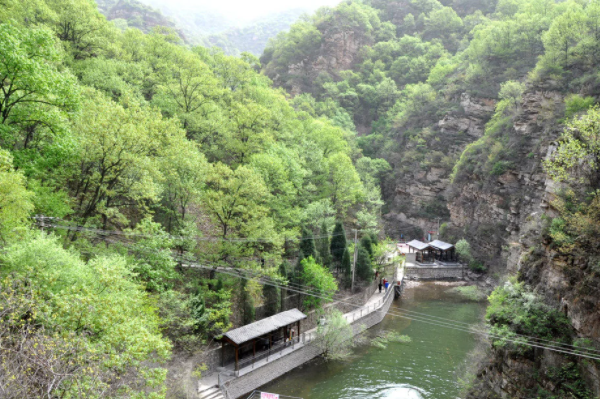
[258,283,486,399]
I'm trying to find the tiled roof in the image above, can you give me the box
[224,308,307,345]
[406,240,431,251]
[429,240,454,250]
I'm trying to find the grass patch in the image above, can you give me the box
[450,285,487,302]
[370,331,411,349]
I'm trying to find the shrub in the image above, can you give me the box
[486,279,572,351]
[564,94,594,120]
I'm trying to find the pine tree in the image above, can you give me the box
[356,246,373,282]
[360,235,373,258]
[369,231,379,246]
[240,278,255,325]
[341,248,352,289]
[294,254,306,308]
[279,261,289,280]
[317,221,332,269]
[330,221,347,271]
[299,226,316,259]
[215,277,224,292]
[279,261,290,311]
[262,282,280,317]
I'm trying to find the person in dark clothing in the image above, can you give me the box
[378,280,383,293]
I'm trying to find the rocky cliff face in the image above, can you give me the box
[448,91,564,268]
[452,89,600,398]
[283,30,373,96]
[468,221,600,398]
[383,93,496,241]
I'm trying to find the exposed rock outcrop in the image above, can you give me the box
[452,89,600,398]
[384,93,496,240]
[447,91,563,268]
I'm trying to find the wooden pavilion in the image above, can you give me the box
[220,308,307,372]
[429,240,458,263]
[406,239,434,264]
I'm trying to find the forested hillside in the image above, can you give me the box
[0,1,388,397]
[262,0,600,397]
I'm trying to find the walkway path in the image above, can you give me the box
[199,255,405,398]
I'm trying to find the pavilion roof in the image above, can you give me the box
[429,240,454,251]
[406,240,431,251]
[223,308,306,345]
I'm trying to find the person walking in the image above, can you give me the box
[378,280,383,294]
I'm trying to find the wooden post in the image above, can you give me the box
[235,346,239,372]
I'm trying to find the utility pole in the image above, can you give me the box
[352,229,358,292]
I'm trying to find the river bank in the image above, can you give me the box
[258,283,487,399]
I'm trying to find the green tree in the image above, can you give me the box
[356,246,373,282]
[315,309,354,361]
[0,23,79,171]
[240,278,256,325]
[330,221,347,268]
[128,218,178,292]
[152,47,220,140]
[317,220,332,269]
[542,7,585,70]
[46,0,115,59]
[341,248,352,288]
[203,162,281,259]
[299,226,317,259]
[69,91,179,230]
[498,80,525,111]
[262,282,280,317]
[0,233,171,396]
[0,150,34,243]
[279,261,290,310]
[360,235,373,258]
[545,106,600,187]
[300,256,337,309]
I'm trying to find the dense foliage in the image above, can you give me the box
[261,0,600,230]
[0,0,388,396]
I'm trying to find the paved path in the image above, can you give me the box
[199,256,405,393]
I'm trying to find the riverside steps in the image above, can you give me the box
[198,265,404,399]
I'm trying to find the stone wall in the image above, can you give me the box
[404,265,467,280]
[221,283,396,399]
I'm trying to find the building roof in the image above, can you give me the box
[407,240,431,251]
[429,240,454,251]
[223,308,307,345]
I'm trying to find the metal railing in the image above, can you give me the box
[224,336,301,372]
[223,277,399,375]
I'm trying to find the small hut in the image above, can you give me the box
[429,240,458,263]
[406,239,434,264]
[220,309,306,372]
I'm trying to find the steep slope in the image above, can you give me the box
[260,0,506,244]
[262,0,600,397]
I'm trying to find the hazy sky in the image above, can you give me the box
[149,0,344,22]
